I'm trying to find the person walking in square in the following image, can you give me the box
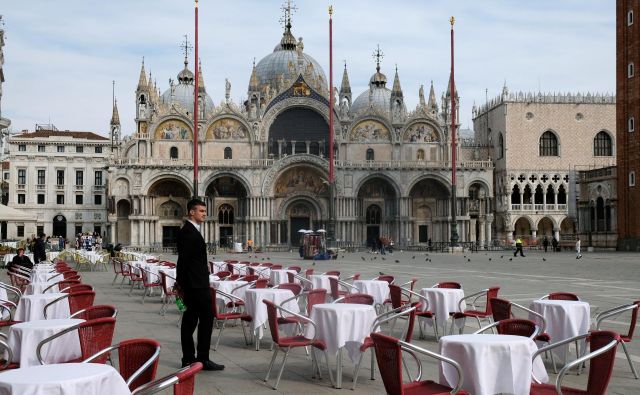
[176,198,224,371]
[575,237,582,259]
[542,236,549,252]
[551,236,558,252]
[514,237,525,257]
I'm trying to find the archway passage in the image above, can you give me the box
[287,201,314,247]
[116,200,131,244]
[409,178,450,243]
[149,178,192,248]
[53,215,67,239]
[206,176,249,248]
[268,107,329,157]
[514,217,532,241]
[537,217,554,237]
[357,177,398,245]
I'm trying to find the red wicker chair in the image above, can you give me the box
[263,299,334,390]
[334,293,374,305]
[111,258,124,285]
[44,290,95,319]
[373,275,395,284]
[0,301,21,328]
[131,362,203,395]
[210,287,252,351]
[62,284,94,293]
[530,331,620,395]
[43,279,81,293]
[287,265,302,273]
[274,283,302,296]
[371,332,467,395]
[474,318,540,338]
[159,271,178,316]
[323,270,340,277]
[595,300,640,379]
[329,277,356,301]
[36,317,116,364]
[214,270,231,280]
[83,338,161,391]
[450,286,500,334]
[433,281,462,289]
[541,292,580,301]
[70,304,118,320]
[389,284,438,339]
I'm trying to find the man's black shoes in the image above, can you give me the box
[199,360,225,371]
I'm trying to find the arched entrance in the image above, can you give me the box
[409,178,449,243]
[287,201,315,247]
[514,217,532,241]
[205,176,248,248]
[537,217,554,238]
[116,200,131,244]
[149,178,191,248]
[560,217,576,239]
[357,177,398,245]
[52,214,67,238]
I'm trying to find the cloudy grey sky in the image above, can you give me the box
[2,0,614,136]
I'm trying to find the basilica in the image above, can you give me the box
[106,15,494,249]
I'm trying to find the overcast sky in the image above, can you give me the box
[1,0,614,137]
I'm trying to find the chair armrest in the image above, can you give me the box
[399,340,464,393]
[231,281,254,294]
[0,301,16,322]
[532,332,590,367]
[216,289,246,312]
[458,289,488,312]
[293,274,312,285]
[338,279,357,292]
[596,303,638,330]
[47,272,63,282]
[511,302,547,333]
[372,305,416,332]
[404,289,431,311]
[0,339,13,370]
[473,322,499,334]
[82,344,119,363]
[43,294,69,319]
[0,283,22,300]
[271,301,320,342]
[125,345,161,386]
[36,322,81,364]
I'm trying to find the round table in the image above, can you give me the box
[269,269,296,286]
[244,288,298,340]
[352,280,390,306]
[530,299,591,362]
[211,261,227,274]
[14,292,70,321]
[233,242,243,253]
[439,334,548,395]
[31,270,57,283]
[419,288,466,334]
[304,303,377,388]
[159,268,177,290]
[210,280,249,312]
[7,318,84,367]
[308,275,337,291]
[0,362,131,394]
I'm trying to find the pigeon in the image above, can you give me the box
[509,258,513,261]
[267,257,271,260]
[379,272,384,275]
[425,258,429,261]
[500,255,504,259]
[382,257,386,261]
[467,259,471,262]
[394,260,400,263]
[361,257,366,261]
[261,257,265,260]
[543,258,546,262]
[312,261,316,266]
[373,257,377,260]
[341,256,345,259]
[412,256,416,259]
[489,258,492,261]
[463,255,466,259]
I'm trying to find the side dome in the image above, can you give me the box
[351,67,392,116]
[251,22,327,93]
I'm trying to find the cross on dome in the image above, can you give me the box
[279,0,297,28]
[180,35,193,64]
[372,44,384,72]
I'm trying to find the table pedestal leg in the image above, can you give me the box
[336,347,343,388]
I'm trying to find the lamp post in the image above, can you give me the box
[449,16,459,246]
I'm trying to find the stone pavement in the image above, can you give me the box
[4,249,639,394]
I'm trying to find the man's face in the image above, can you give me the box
[17,250,24,256]
[189,204,207,224]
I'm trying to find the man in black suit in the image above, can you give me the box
[177,198,224,371]
[34,233,47,263]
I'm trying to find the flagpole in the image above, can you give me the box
[327,5,336,245]
[193,0,200,199]
[449,16,459,246]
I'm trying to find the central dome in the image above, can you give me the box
[351,65,391,116]
[161,60,214,114]
[252,23,327,94]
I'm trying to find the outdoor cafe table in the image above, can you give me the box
[24,281,59,296]
[31,268,57,283]
[3,253,34,267]
[211,261,227,273]
[419,287,466,335]
[351,280,390,306]
[244,288,298,342]
[439,334,549,395]
[530,299,591,362]
[308,274,337,292]
[269,269,296,286]
[0,362,131,395]
[159,268,177,289]
[7,318,84,367]
[304,303,377,388]
[14,293,70,321]
[251,266,271,280]
[210,279,247,311]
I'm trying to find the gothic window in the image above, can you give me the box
[596,197,605,232]
[224,147,232,159]
[523,185,533,204]
[534,184,544,204]
[629,10,634,25]
[498,133,504,159]
[593,131,612,156]
[365,205,381,224]
[557,185,567,204]
[630,171,637,187]
[170,147,178,159]
[218,204,234,224]
[366,148,374,161]
[539,131,558,156]
[629,62,635,78]
[417,149,425,160]
[139,94,146,104]
[546,185,554,205]
[511,184,521,204]
[629,117,635,132]
[159,200,184,219]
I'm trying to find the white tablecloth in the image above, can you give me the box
[231,263,248,276]
[308,275,337,291]
[244,288,298,339]
[31,270,57,283]
[269,269,296,286]
[530,299,591,361]
[304,303,377,361]
[14,293,70,321]
[210,280,248,312]
[419,288,466,332]
[159,268,177,290]
[352,280,390,305]
[252,267,271,279]
[8,319,84,367]
[233,242,243,252]
[47,251,61,261]
[211,261,227,273]
[0,362,131,395]
[24,281,59,296]
[439,334,548,395]
[3,253,34,266]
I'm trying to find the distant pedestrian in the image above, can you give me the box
[575,237,582,259]
[551,237,558,252]
[34,233,47,264]
[514,237,525,257]
[542,236,549,252]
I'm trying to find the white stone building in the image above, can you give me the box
[6,128,110,239]
[472,86,616,246]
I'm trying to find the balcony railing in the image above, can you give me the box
[334,159,493,170]
[17,184,26,190]
[510,203,567,212]
[74,185,84,191]
[56,184,65,190]
[36,184,46,190]
[93,185,105,192]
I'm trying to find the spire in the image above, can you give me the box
[428,80,438,110]
[111,99,120,126]
[198,59,206,92]
[137,58,147,90]
[177,35,195,84]
[391,65,403,99]
[339,61,351,95]
[249,58,259,91]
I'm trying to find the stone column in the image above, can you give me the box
[478,219,485,248]
[469,219,477,242]
[485,220,492,246]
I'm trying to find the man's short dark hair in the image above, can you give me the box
[17,247,24,252]
[187,198,206,212]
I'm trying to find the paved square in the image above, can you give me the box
[4,249,638,394]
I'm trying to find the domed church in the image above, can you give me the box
[107,6,494,249]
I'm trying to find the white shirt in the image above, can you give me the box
[187,220,201,233]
